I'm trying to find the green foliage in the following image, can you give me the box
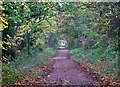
[2,65,23,84]
[4,48,55,79]
[1,2,64,61]
[0,62,2,84]
[2,47,55,84]
[1,1,119,81]
[35,38,45,50]
[71,47,118,78]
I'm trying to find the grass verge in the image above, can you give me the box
[70,47,118,80]
[2,47,55,84]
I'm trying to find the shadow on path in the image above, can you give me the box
[46,47,99,86]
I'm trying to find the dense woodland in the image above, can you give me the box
[0,1,120,85]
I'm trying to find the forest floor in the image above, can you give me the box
[5,47,120,87]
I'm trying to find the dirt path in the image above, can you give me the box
[5,47,120,87]
[45,47,99,86]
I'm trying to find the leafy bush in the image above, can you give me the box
[35,38,45,50]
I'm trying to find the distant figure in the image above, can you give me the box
[58,39,67,47]
[82,35,87,46]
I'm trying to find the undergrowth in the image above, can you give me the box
[2,47,55,84]
[70,47,118,80]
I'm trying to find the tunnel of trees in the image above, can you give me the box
[0,1,120,85]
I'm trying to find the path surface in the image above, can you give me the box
[46,47,98,86]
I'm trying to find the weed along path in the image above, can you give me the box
[45,47,99,86]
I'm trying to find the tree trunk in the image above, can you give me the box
[27,30,30,56]
[2,24,10,63]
